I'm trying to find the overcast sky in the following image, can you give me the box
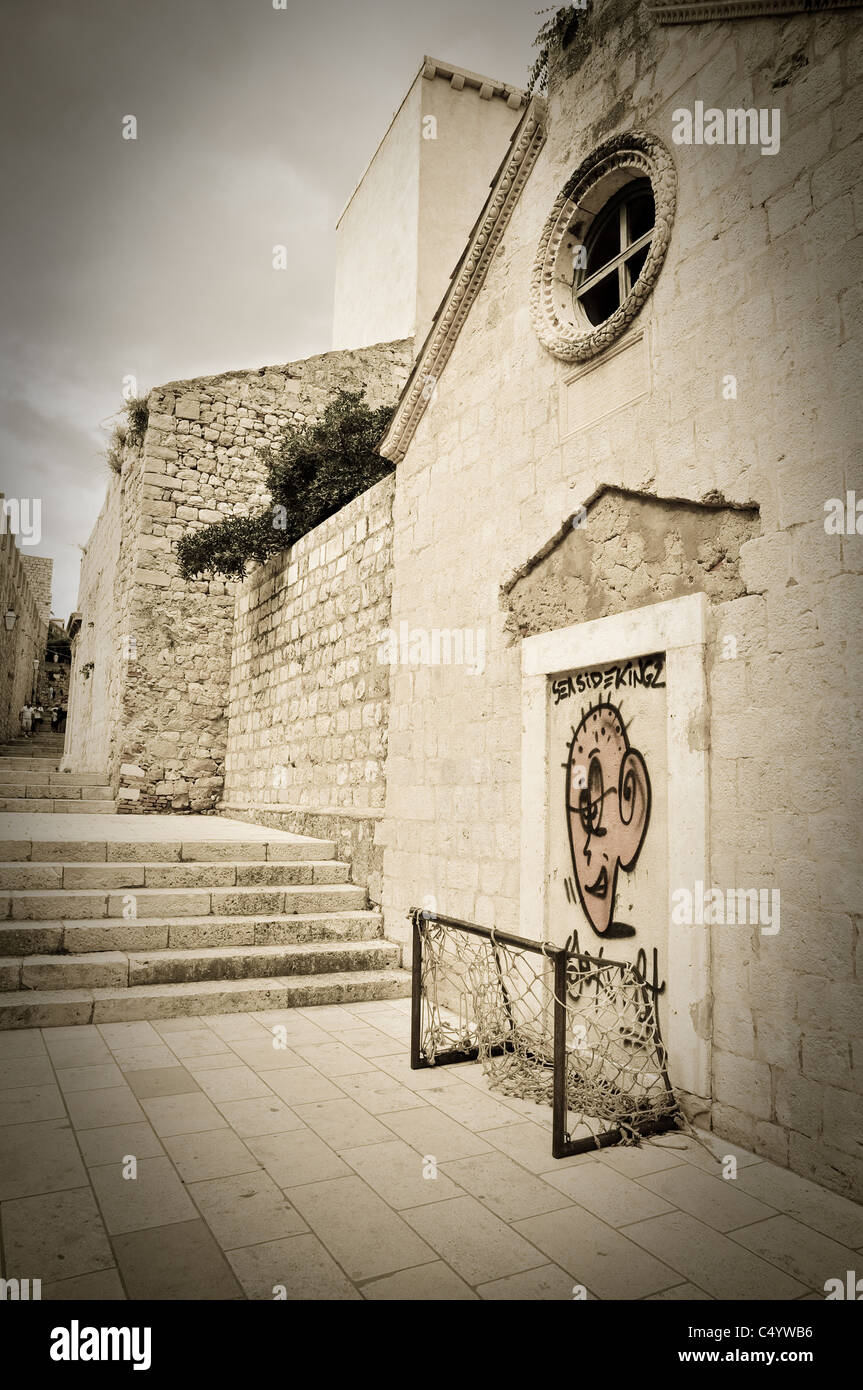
[0,0,540,618]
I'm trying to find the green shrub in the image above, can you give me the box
[105,422,127,474]
[125,394,149,443]
[176,389,395,582]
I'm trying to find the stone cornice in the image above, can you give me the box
[379,97,547,464]
[650,0,862,23]
[421,56,527,109]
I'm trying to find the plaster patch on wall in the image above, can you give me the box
[502,486,760,643]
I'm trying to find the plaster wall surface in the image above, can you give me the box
[63,479,123,776]
[379,3,863,1197]
[416,75,527,346]
[333,80,423,351]
[333,64,524,352]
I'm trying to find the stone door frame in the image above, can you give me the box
[519,592,710,1101]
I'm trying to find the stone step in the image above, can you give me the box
[2,835,339,864]
[0,747,65,761]
[2,883,368,920]
[1,732,64,741]
[0,967,412,1027]
[0,758,62,773]
[0,784,113,801]
[0,910,384,955]
[2,939,400,991]
[0,770,108,787]
[0,737,65,748]
[0,860,351,891]
[0,799,117,814]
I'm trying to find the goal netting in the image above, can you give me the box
[410,909,677,1154]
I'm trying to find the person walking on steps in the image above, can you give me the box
[19,703,33,738]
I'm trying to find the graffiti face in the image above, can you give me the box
[566,701,651,939]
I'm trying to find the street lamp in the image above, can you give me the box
[3,610,16,631]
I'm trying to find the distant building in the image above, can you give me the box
[38,619,72,707]
[0,501,52,742]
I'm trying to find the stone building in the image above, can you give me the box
[333,58,527,350]
[373,1,862,1197]
[0,504,51,744]
[37,618,72,708]
[64,5,863,1199]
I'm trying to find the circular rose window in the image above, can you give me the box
[529,132,677,362]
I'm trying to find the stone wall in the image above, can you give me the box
[65,340,412,811]
[378,5,863,1198]
[221,474,395,903]
[0,512,48,744]
[63,478,123,775]
[21,556,53,627]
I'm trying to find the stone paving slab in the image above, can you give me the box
[0,1000,861,1300]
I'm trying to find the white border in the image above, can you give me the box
[520,592,710,1099]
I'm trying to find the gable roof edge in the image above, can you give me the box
[379,95,547,463]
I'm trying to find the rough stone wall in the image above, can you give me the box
[222,474,395,902]
[0,514,46,744]
[66,340,411,811]
[20,556,53,627]
[379,5,863,1198]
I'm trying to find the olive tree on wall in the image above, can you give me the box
[176,389,394,582]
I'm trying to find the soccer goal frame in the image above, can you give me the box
[409,908,678,1159]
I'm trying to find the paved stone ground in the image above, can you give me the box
[1,999,862,1301]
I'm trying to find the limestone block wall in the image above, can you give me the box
[222,474,395,902]
[0,516,47,744]
[21,556,53,628]
[65,340,411,812]
[378,4,863,1198]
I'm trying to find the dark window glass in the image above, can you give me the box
[581,274,620,327]
[626,182,655,243]
[625,244,650,289]
[584,212,620,280]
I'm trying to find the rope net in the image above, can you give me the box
[417,915,677,1146]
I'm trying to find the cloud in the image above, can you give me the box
[0,0,539,619]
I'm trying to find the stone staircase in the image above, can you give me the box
[0,736,116,813]
[0,820,410,1028]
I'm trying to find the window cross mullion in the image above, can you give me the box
[574,229,654,300]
